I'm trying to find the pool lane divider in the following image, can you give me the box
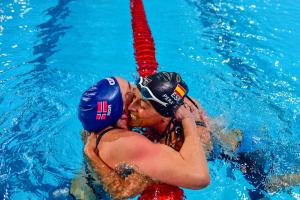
[130,0,185,199]
[130,0,158,77]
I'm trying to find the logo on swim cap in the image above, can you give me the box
[174,84,186,98]
[170,84,186,103]
[96,101,112,120]
[106,78,116,85]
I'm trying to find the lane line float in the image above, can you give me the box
[130,0,158,77]
[130,0,185,199]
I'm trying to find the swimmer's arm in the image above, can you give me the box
[101,106,210,190]
[84,134,150,199]
[101,130,209,189]
[84,135,111,175]
[174,105,210,188]
[184,97,212,153]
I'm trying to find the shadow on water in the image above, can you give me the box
[11,0,73,129]
[0,0,74,199]
[29,0,72,71]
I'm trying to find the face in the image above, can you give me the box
[115,78,137,129]
[128,89,164,127]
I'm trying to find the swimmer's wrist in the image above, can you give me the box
[195,121,206,127]
[180,115,194,121]
[182,117,198,137]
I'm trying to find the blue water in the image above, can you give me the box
[1,0,299,199]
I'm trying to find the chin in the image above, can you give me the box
[128,120,142,127]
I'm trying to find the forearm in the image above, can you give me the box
[179,118,210,186]
[184,97,212,152]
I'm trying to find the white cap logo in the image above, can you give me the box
[106,78,115,85]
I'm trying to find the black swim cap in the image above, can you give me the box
[136,72,189,117]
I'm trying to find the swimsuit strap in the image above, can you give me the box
[95,127,115,152]
[164,117,174,145]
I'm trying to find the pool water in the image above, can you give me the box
[1,0,299,199]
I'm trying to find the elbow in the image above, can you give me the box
[189,174,210,190]
[200,174,211,188]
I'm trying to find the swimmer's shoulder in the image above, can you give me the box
[100,128,146,142]
[99,129,156,167]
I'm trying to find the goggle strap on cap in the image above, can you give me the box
[138,77,168,107]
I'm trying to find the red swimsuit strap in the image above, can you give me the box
[130,0,158,77]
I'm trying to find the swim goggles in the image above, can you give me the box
[137,77,168,107]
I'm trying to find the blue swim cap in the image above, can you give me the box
[78,77,123,132]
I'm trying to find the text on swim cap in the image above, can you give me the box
[171,92,181,102]
[162,94,174,105]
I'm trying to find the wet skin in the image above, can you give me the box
[81,78,210,199]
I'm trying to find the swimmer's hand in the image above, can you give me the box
[177,102,212,153]
[84,134,98,159]
[184,97,209,128]
[175,104,194,122]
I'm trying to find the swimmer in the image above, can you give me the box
[126,72,213,199]
[128,72,212,153]
[71,77,142,200]
[73,72,298,200]
[127,72,299,198]
[202,120,300,198]
[72,73,210,199]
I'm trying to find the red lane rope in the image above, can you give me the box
[130,0,158,77]
[139,183,185,200]
[130,1,184,199]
